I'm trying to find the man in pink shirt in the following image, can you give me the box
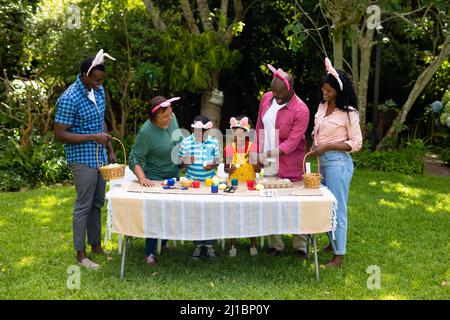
[255,65,310,258]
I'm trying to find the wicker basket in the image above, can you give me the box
[96,137,127,180]
[302,152,321,188]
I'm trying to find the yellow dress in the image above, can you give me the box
[228,142,256,182]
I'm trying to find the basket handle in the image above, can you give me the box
[303,151,320,175]
[96,136,127,168]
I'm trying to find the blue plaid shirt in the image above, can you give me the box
[54,75,107,168]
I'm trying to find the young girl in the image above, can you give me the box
[224,115,261,257]
[310,58,362,268]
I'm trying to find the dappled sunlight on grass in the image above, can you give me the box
[389,240,401,249]
[378,198,406,209]
[16,256,36,268]
[373,180,449,215]
[380,293,408,300]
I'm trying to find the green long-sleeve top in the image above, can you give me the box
[128,115,181,180]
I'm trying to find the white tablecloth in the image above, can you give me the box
[105,181,337,241]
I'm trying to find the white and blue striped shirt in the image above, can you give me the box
[178,134,220,181]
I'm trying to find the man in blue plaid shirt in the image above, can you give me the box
[54,52,116,269]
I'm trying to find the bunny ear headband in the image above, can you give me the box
[230,117,250,131]
[324,57,343,91]
[151,97,180,113]
[87,49,116,76]
[191,121,213,130]
[267,64,291,91]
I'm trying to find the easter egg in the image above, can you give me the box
[218,183,227,190]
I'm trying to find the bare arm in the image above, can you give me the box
[133,164,154,187]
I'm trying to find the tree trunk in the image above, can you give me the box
[201,71,222,129]
[356,27,375,137]
[333,26,344,69]
[377,35,450,149]
[351,26,359,93]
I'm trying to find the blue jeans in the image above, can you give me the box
[320,151,354,256]
[193,240,214,246]
[145,238,168,256]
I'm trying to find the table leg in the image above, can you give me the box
[260,236,264,249]
[120,236,127,280]
[221,239,225,251]
[157,239,162,255]
[306,234,311,260]
[118,235,123,254]
[312,234,320,281]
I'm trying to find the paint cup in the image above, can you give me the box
[231,178,239,186]
[193,180,200,188]
[205,178,213,187]
[247,180,255,190]
[167,178,175,186]
[211,185,218,193]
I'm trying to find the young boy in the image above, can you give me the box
[178,115,220,258]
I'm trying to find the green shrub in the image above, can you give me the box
[440,148,450,166]
[352,150,424,174]
[0,131,71,192]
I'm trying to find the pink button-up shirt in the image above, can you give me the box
[313,102,362,152]
[255,92,310,181]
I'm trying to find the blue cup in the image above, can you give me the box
[167,178,175,186]
[211,185,219,193]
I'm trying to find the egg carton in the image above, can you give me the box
[258,179,293,189]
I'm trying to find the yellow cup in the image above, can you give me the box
[205,178,213,187]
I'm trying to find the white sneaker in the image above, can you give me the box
[249,246,258,256]
[205,245,216,258]
[229,246,237,257]
[78,258,100,270]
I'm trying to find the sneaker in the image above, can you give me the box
[192,246,203,259]
[249,246,258,256]
[77,258,100,270]
[229,246,237,257]
[205,245,216,258]
[146,254,157,267]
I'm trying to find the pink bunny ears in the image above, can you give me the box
[267,64,291,91]
[151,97,180,113]
[230,117,250,131]
[87,49,116,75]
[324,57,343,91]
[191,121,213,130]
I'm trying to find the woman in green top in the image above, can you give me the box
[129,96,181,267]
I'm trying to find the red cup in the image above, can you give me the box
[247,180,255,190]
[193,180,200,188]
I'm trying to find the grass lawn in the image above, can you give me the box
[0,170,449,299]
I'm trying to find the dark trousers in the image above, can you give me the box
[71,163,106,251]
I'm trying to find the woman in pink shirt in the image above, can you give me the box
[310,58,362,268]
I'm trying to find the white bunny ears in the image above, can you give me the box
[324,57,343,91]
[151,97,180,113]
[87,49,116,75]
[230,117,250,131]
[191,121,213,130]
